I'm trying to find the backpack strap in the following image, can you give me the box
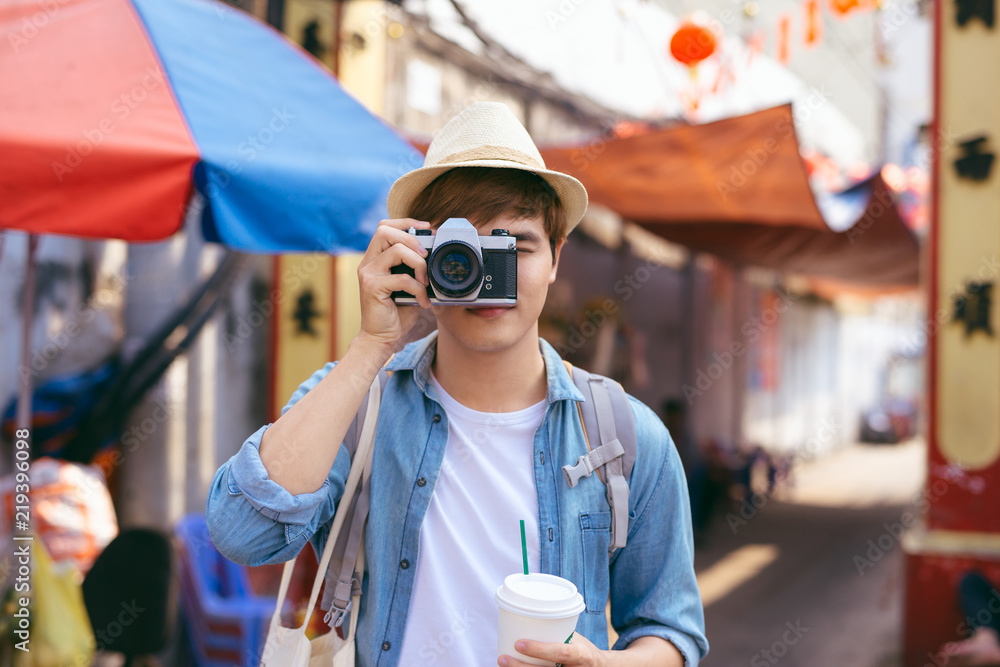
[560,361,636,551]
[320,366,390,624]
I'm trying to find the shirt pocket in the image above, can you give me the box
[579,511,611,614]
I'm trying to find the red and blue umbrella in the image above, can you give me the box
[1,0,422,253]
[1,0,422,434]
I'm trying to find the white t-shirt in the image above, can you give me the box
[397,373,546,666]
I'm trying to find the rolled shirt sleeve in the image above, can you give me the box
[206,362,350,567]
[227,425,342,525]
[609,399,709,665]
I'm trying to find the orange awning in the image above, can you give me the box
[540,105,919,289]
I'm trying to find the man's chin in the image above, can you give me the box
[438,320,533,354]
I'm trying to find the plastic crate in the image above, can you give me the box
[175,514,278,667]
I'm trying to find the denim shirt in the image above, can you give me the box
[206,332,708,666]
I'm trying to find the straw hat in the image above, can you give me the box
[387,102,588,232]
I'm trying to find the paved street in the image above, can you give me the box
[694,439,926,667]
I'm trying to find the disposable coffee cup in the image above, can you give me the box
[495,573,586,666]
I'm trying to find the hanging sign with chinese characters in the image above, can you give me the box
[903,3,1000,664]
[955,0,996,28]
[271,255,336,421]
[931,0,1000,517]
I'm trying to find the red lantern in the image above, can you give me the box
[805,0,822,46]
[829,0,861,17]
[669,22,717,66]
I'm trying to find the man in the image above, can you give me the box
[206,102,708,666]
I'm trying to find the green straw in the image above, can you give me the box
[520,519,528,575]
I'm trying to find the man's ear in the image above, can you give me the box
[549,239,565,284]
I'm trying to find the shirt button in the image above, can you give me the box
[416,477,427,487]
[400,559,409,569]
[432,414,441,423]
[382,641,391,651]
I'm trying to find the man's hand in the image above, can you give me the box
[356,218,433,352]
[499,633,609,667]
[258,218,432,494]
[499,634,683,667]
[941,627,1000,666]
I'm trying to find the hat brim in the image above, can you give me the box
[386,159,588,234]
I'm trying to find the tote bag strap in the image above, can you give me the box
[268,373,382,630]
[344,535,365,642]
[325,421,376,627]
[270,551,299,628]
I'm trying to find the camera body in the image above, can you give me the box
[390,218,517,306]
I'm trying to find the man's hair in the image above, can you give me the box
[408,167,567,256]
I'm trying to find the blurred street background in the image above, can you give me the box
[2,0,998,665]
[694,438,925,667]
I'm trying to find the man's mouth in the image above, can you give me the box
[465,306,510,318]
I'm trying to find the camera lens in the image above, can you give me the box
[440,251,471,282]
[429,241,482,297]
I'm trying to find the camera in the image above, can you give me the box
[390,218,517,306]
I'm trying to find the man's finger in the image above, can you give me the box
[511,639,578,663]
[361,223,430,265]
[366,243,429,286]
[377,217,430,231]
[498,655,548,667]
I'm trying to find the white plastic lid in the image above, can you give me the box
[494,573,585,619]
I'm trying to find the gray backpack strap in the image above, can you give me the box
[320,367,389,622]
[560,363,636,551]
[588,378,631,550]
[562,439,625,487]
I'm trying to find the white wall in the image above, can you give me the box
[117,202,272,531]
[878,0,932,165]
[0,232,125,456]
[742,296,842,455]
[0,209,270,529]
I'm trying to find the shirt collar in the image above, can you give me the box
[385,331,585,404]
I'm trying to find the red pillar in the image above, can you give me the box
[902,2,1000,665]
